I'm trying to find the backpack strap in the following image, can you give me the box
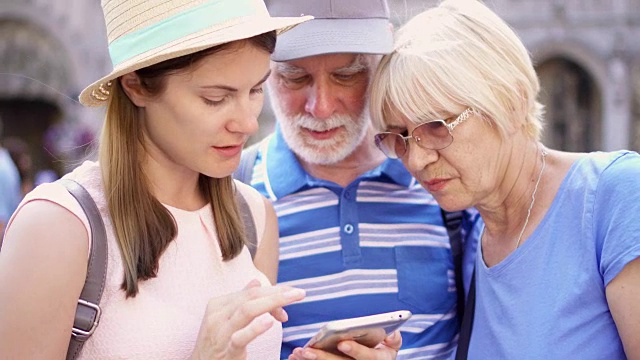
[232,142,260,185]
[232,142,262,259]
[58,179,108,360]
[235,190,258,259]
[455,270,476,360]
[441,209,465,324]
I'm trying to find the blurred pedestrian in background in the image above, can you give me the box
[0,117,22,240]
[3,136,34,196]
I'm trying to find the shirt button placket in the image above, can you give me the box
[340,186,361,266]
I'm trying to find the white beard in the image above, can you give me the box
[270,98,370,165]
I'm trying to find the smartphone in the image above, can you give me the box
[304,310,412,356]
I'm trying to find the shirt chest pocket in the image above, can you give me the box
[395,246,456,314]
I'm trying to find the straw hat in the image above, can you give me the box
[79,0,312,107]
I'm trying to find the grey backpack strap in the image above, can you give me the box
[232,142,261,259]
[58,179,108,360]
[232,142,260,185]
[235,190,258,259]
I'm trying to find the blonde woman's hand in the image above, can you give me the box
[191,279,305,360]
[288,331,402,360]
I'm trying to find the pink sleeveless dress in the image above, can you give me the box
[10,161,282,359]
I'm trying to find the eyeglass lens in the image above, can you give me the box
[374,121,453,158]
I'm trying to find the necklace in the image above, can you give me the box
[515,147,547,248]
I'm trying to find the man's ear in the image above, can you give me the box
[120,72,148,107]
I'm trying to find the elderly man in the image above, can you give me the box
[235,0,481,358]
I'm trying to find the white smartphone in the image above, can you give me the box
[304,310,412,356]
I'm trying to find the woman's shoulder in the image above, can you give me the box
[569,150,640,184]
[585,150,639,169]
[573,151,640,210]
[63,160,102,187]
[20,182,87,224]
[4,181,92,261]
[588,150,640,184]
[7,161,102,249]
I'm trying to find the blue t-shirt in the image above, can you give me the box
[470,151,640,359]
[0,148,21,226]
[249,129,481,359]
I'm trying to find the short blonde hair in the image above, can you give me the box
[370,0,544,140]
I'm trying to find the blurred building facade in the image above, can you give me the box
[0,0,639,177]
[0,0,109,175]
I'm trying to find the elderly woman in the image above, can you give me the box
[369,0,640,359]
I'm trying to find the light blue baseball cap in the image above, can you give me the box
[267,0,393,61]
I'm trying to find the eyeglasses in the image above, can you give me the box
[374,108,475,159]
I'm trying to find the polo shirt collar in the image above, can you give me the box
[264,127,310,199]
[264,126,416,199]
[369,156,415,188]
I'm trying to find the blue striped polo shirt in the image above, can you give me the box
[249,129,480,360]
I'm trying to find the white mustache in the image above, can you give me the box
[293,114,353,132]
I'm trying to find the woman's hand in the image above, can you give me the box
[191,279,306,360]
[288,331,402,360]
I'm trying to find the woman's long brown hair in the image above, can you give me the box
[99,31,276,297]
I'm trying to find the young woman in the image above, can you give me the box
[0,0,311,358]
